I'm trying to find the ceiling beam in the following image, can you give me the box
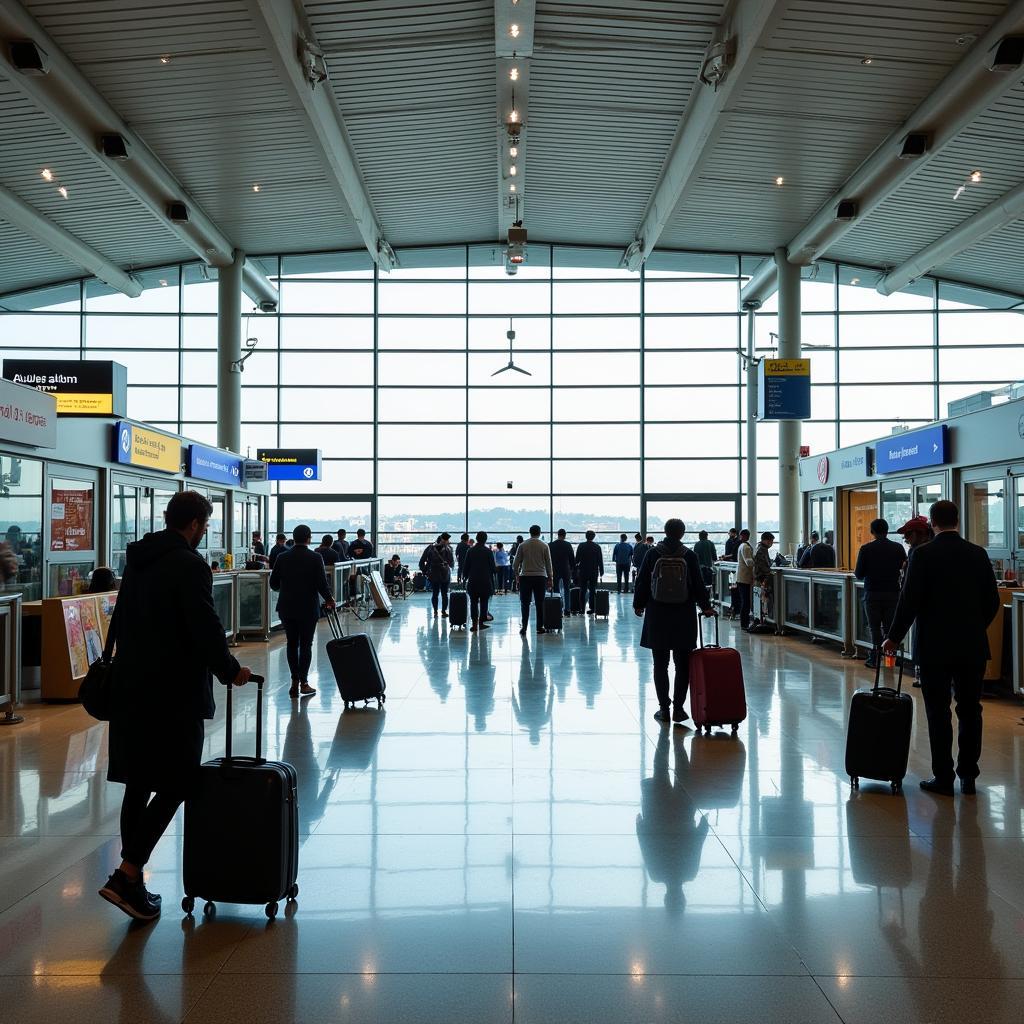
[494,0,535,250]
[622,0,785,271]
[741,0,1024,306]
[878,179,1024,296]
[249,0,396,270]
[0,0,277,309]
[0,182,141,296]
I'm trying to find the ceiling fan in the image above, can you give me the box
[491,318,532,376]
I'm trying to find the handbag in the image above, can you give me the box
[78,604,118,721]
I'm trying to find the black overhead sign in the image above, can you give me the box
[3,359,128,417]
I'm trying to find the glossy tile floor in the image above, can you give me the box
[3,593,1024,1022]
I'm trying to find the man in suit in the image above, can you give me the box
[884,500,999,796]
[268,533,288,569]
[854,518,906,669]
[548,529,576,615]
[270,524,335,699]
[612,533,634,593]
[574,530,604,615]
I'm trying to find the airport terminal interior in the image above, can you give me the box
[1,1,1024,1021]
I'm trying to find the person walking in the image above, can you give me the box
[100,490,252,922]
[723,527,740,561]
[494,542,511,593]
[465,531,496,632]
[347,528,373,559]
[455,533,471,585]
[631,534,649,591]
[421,534,454,617]
[735,529,754,630]
[268,532,288,569]
[693,530,717,587]
[513,524,553,637]
[270,524,335,699]
[575,530,604,615]
[332,529,349,561]
[633,518,715,724]
[612,533,634,594]
[854,518,906,669]
[549,528,576,614]
[883,501,999,796]
[317,534,340,566]
[509,535,524,593]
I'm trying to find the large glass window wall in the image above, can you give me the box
[2,247,1021,560]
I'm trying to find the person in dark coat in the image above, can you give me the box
[633,518,715,724]
[574,530,604,615]
[455,533,471,585]
[548,528,576,614]
[317,534,340,566]
[854,518,906,668]
[420,534,455,617]
[270,524,335,699]
[332,529,349,560]
[884,500,999,796]
[464,531,497,631]
[268,532,288,569]
[798,531,836,569]
[251,531,265,556]
[101,490,251,922]
[347,528,374,559]
[723,528,740,561]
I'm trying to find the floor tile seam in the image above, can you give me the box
[807,973,851,1024]
[178,971,236,1024]
[0,838,111,916]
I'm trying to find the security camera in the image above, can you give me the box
[257,299,277,313]
[507,480,513,489]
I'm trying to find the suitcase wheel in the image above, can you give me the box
[203,901,216,918]
[266,901,279,920]
[850,776,859,790]
[181,896,195,916]
[891,780,902,794]
[287,883,299,901]
[730,723,739,734]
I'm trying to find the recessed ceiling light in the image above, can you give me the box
[510,145,518,157]
[159,278,168,287]
[510,24,520,38]
[205,246,216,254]
[508,108,519,123]
[510,184,516,192]
[159,54,171,64]
[510,67,519,81]
[252,183,261,192]
[970,169,982,182]
[775,176,784,186]
[850,277,860,285]
[41,167,53,181]
[509,165,517,176]
[860,56,873,65]
[57,185,68,199]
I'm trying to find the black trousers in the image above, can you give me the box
[920,658,985,783]
[580,572,598,612]
[519,576,547,627]
[736,583,752,630]
[469,589,490,623]
[863,592,899,653]
[554,573,572,611]
[281,615,317,682]
[652,648,691,711]
[120,787,183,868]
[615,565,630,592]
[431,580,450,612]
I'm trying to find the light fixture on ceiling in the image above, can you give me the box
[970,169,982,182]
[510,24,520,39]
[159,54,171,64]
[40,167,53,181]
[57,185,68,199]
[510,145,518,157]
[510,184,516,192]
[989,36,1024,72]
[159,278,168,287]
[850,277,860,285]
[510,66,519,81]
[860,56,873,65]
[509,164,517,176]
[775,176,784,186]
[252,183,261,192]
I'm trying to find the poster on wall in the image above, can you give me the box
[50,485,94,552]
[61,600,90,680]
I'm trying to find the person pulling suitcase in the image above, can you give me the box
[633,518,716,724]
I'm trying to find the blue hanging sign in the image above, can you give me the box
[875,424,949,474]
[757,358,811,421]
[187,443,242,486]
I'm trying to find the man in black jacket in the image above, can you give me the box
[798,531,836,569]
[723,527,740,561]
[101,490,251,922]
[455,533,471,584]
[332,528,349,560]
[574,530,604,615]
[270,525,335,699]
[347,528,373,559]
[268,532,288,569]
[884,501,999,796]
[549,528,576,614]
[854,518,906,668]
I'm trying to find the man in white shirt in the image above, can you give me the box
[735,528,754,631]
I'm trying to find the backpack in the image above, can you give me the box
[650,544,690,604]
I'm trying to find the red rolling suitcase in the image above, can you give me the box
[689,612,747,735]
[183,675,299,920]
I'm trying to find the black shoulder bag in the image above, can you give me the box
[79,604,118,721]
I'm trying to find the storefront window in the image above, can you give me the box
[111,483,138,573]
[49,561,94,596]
[0,456,44,601]
[207,494,226,565]
[915,481,943,517]
[965,479,1006,550]
[881,484,912,533]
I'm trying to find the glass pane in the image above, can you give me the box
[965,479,1006,549]
[0,457,44,600]
[281,501,372,537]
[880,485,912,532]
[644,500,737,543]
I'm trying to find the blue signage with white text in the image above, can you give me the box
[187,443,243,487]
[875,424,949,474]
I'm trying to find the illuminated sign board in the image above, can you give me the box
[188,444,243,487]
[757,358,811,421]
[113,421,181,474]
[0,377,57,448]
[256,448,322,481]
[4,359,127,417]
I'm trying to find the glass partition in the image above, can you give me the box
[965,478,1006,550]
[0,456,44,601]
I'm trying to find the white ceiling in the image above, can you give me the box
[0,0,1021,299]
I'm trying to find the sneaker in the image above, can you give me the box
[479,622,490,630]
[653,707,671,724]
[672,705,690,724]
[537,627,547,635]
[98,870,161,922]
[441,611,448,618]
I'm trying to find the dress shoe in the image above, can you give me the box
[289,681,316,698]
[537,627,547,635]
[653,707,671,724]
[919,777,955,796]
[672,705,690,724]
[960,778,977,795]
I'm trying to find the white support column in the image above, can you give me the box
[217,252,244,454]
[743,302,760,536]
[776,247,801,561]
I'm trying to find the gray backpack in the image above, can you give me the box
[650,545,690,604]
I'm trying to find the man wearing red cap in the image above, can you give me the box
[896,514,933,687]
[884,501,999,796]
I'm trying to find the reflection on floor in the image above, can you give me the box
[2,593,1024,1022]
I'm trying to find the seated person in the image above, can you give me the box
[383,555,408,593]
[88,566,118,592]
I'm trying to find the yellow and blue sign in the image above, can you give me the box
[113,421,181,474]
[256,448,322,481]
[758,358,810,421]
[188,444,243,487]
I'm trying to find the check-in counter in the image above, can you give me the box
[211,572,238,644]
[1012,592,1024,696]
[0,592,23,724]
[777,568,853,654]
[236,570,281,640]
[711,562,736,613]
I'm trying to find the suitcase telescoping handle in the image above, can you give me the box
[697,609,720,649]
[872,647,904,696]
[224,673,265,765]
[326,605,345,641]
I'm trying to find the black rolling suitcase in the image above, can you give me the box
[569,586,583,614]
[325,608,386,708]
[183,675,299,920]
[593,589,610,618]
[449,588,468,628]
[542,594,563,632]
[845,651,913,793]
